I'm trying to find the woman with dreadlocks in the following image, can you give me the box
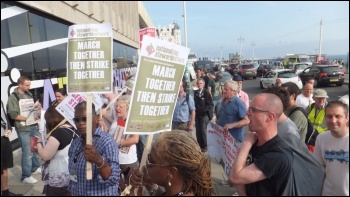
[128,130,214,196]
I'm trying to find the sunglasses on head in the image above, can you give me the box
[73,117,87,123]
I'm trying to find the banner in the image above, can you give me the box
[207,122,242,177]
[66,23,113,94]
[55,93,104,128]
[138,27,156,49]
[125,35,190,134]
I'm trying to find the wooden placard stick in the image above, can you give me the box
[140,134,154,169]
[46,119,66,139]
[86,93,93,180]
[100,88,127,130]
[121,134,154,196]
[105,87,127,109]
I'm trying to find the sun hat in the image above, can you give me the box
[313,89,329,98]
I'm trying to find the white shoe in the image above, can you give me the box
[32,168,41,175]
[22,176,38,184]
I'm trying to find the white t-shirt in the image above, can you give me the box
[119,144,138,165]
[313,131,349,196]
[296,94,314,110]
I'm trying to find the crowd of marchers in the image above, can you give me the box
[1,72,348,196]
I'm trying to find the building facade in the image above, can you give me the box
[1,1,153,144]
[156,21,181,46]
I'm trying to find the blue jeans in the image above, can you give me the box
[213,100,221,114]
[18,126,41,180]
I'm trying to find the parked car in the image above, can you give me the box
[234,63,257,79]
[257,64,273,77]
[225,63,239,75]
[285,63,309,75]
[194,60,214,72]
[218,63,228,72]
[216,71,232,84]
[251,62,260,70]
[298,65,344,87]
[260,70,303,89]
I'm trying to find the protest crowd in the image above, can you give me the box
[2,67,348,196]
[1,1,349,195]
[1,28,348,196]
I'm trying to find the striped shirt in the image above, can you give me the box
[68,127,120,196]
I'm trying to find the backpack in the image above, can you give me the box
[288,104,318,148]
[6,92,20,127]
[182,93,191,114]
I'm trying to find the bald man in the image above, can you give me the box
[229,93,293,195]
[229,93,323,196]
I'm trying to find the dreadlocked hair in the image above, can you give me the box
[153,130,214,196]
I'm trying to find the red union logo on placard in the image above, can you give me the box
[70,29,75,37]
[146,43,155,56]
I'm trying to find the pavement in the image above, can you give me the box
[7,144,237,196]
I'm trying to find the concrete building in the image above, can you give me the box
[156,21,182,46]
[1,1,153,146]
[229,52,242,62]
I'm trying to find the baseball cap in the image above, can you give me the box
[233,75,243,81]
[313,89,329,98]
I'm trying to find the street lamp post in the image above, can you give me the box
[238,35,244,61]
[183,1,187,48]
[251,42,255,61]
[220,46,223,61]
[318,20,322,60]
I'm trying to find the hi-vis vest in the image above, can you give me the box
[307,103,327,133]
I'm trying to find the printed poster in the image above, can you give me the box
[66,23,113,94]
[55,93,104,128]
[125,35,190,134]
[207,122,242,177]
[18,99,41,126]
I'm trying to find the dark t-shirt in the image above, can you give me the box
[207,78,215,96]
[246,135,293,196]
[50,127,78,150]
[203,75,210,89]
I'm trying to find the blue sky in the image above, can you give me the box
[143,1,349,60]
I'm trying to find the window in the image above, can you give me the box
[309,68,320,74]
[302,68,311,73]
[296,64,308,70]
[265,72,276,78]
[323,67,340,73]
[278,72,297,78]
[242,64,254,69]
